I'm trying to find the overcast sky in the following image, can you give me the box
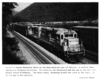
[14,3,33,11]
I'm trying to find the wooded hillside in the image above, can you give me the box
[15,3,98,22]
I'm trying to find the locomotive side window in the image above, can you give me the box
[74,34,77,38]
[56,34,60,40]
[61,35,63,39]
[34,27,38,34]
[56,34,60,44]
[41,28,46,36]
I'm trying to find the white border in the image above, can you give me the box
[0,1,99,80]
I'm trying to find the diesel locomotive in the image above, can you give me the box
[12,22,85,61]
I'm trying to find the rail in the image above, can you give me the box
[12,31,66,64]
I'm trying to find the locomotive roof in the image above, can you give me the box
[56,29,76,35]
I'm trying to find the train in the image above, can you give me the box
[11,22,85,61]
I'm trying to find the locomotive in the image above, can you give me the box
[12,22,85,61]
[26,23,85,59]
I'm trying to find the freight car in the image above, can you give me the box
[73,26,98,53]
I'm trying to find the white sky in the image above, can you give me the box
[14,3,33,11]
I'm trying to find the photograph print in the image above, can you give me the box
[2,2,98,64]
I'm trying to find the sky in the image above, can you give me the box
[14,3,33,11]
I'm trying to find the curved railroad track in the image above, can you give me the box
[12,31,65,64]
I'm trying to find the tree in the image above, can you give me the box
[2,2,23,64]
[2,2,18,33]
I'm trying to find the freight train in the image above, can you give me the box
[11,22,85,61]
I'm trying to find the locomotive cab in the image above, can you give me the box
[56,29,85,57]
[64,35,85,56]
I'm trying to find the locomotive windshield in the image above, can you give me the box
[64,32,77,38]
[65,34,73,37]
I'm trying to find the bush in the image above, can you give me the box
[3,35,24,64]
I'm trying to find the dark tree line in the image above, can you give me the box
[2,2,18,27]
[2,2,25,64]
[2,2,18,36]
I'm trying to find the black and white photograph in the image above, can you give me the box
[2,2,98,64]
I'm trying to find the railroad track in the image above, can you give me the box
[74,57,97,64]
[12,31,63,64]
[12,31,97,64]
[85,51,98,63]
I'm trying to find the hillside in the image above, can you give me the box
[14,2,98,22]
